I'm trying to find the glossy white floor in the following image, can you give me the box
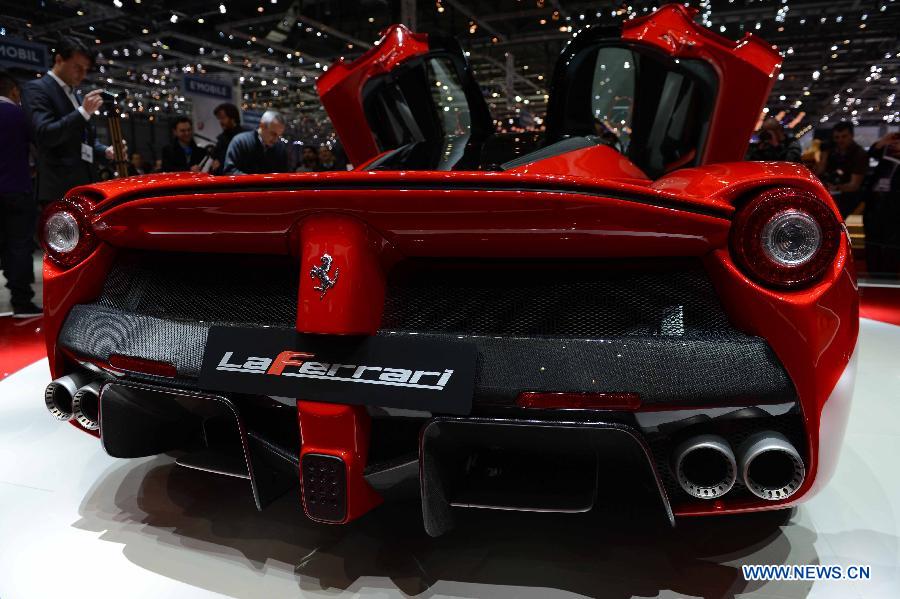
[1,319,898,599]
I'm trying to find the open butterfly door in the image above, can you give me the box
[544,4,782,178]
[317,25,494,168]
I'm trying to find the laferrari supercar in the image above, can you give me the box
[40,5,858,536]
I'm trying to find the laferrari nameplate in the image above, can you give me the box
[200,326,476,414]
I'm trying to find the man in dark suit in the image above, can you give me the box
[161,116,206,172]
[21,35,124,207]
[223,110,290,175]
[0,71,41,316]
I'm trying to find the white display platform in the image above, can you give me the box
[1,319,898,599]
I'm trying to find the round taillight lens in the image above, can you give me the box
[44,211,81,253]
[760,209,822,266]
[730,188,841,288]
[40,195,97,268]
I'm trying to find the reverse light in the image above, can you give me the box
[40,195,97,268]
[730,188,841,289]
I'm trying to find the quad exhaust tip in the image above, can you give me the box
[673,434,737,500]
[738,431,806,501]
[44,374,93,422]
[72,381,102,431]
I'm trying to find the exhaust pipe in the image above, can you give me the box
[738,431,806,501]
[672,434,737,499]
[44,373,93,421]
[72,381,102,431]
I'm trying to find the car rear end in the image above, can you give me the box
[39,167,857,535]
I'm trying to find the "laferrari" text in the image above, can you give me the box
[216,351,455,390]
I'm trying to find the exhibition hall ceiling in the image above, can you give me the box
[1,0,897,129]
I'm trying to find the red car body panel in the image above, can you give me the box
[42,4,857,527]
[505,144,650,183]
[689,247,857,516]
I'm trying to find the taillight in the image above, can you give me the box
[729,188,841,289]
[40,195,97,268]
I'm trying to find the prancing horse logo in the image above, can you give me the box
[310,253,339,299]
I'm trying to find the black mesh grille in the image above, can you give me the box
[381,259,733,338]
[96,254,730,340]
[96,251,298,327]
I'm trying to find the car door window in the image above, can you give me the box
[548,43,717,178]
[590,47,635,152]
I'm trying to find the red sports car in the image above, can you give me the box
[40,5,857,536]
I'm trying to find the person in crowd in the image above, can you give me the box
[223,110,290,175]
[160,116,205,172]
[862,131,900,276]
[211,103,247,174]
[0,71,41,317]
[21,35,125,208]
[800,138,822,171]
[128,152,148,175]
[296,146,321,172]
[746,117,802,163]
[331,140,350,170]
[815,121,869,217]
[318,146,338,170]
